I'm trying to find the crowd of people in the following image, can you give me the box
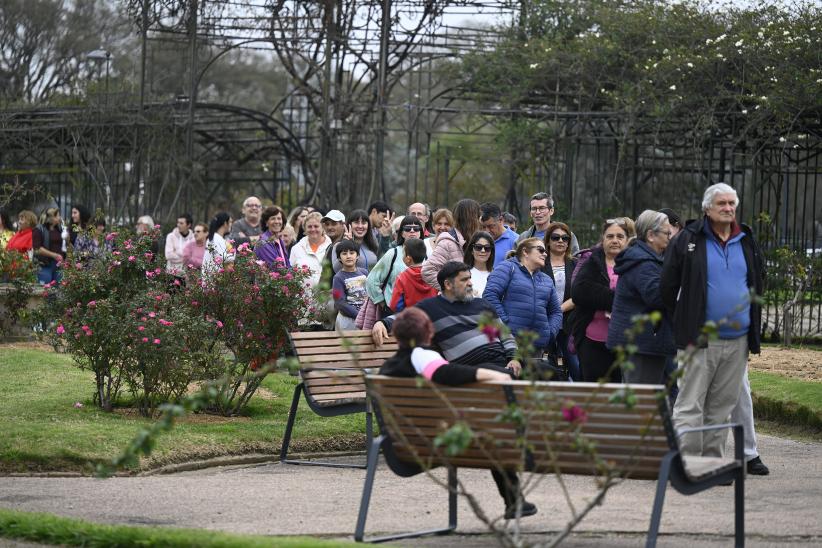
[1,182,769,516]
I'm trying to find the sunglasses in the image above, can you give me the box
[605,218,628,227]
[473,244,492,252]
[530,246,547,254]
[401,225,421,232]
[550,234,571,242]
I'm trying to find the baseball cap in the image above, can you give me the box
[322,209,346,223]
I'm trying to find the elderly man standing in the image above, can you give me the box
[661,183,766,470]
[406,202,431,237]
[229,196,263,246]
[517,192,579,254]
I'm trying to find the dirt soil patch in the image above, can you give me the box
[750,346,822,381]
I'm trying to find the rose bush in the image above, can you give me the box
[0,247,37,338]
[40,227,314,416]
[183,241,314,415]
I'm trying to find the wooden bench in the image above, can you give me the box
[279,330,398,468]
[356,375,745,546]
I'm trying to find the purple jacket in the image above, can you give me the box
[255,231,290,268]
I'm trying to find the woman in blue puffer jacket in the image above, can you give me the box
[483,237,563,353]
[606,210,676,384]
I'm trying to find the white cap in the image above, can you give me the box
[322,209,346,223]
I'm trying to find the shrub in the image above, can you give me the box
[0,248,37,338]
[41,228,171,411]
[183,242,314,415]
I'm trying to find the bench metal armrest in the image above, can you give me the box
[676,423,745,462]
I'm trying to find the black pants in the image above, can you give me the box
[622,353,666,384]
[491,469,521,506]
[578,336,621,383]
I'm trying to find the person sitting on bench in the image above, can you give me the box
[380,306,538,519]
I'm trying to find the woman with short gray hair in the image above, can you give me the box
[606,210,676,384]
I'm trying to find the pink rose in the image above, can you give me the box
[561,402,588,425]
[153,338,161,345]
[137,326,145,331]
[87,300,96,308]
[142,337,149,343]
[215,320,224,329]
[480,324,501,342]
[56,325,65,335]
[128,256,136,262]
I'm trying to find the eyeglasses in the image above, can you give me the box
[529,246,547,254]
[605,218,627,227]
[655,229,673,238]
[550,234,571,242]
[530,206,552,213]
[473,244,492,252]
[401,225,421,233]
[245,204,262,209]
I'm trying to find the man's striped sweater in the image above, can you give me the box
[384,295,517,367]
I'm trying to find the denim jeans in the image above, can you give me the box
[556,330,580,381]
[36,262,62,285]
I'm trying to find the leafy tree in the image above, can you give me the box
[0,0,129,103]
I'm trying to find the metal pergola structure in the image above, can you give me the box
[1,1,820,337]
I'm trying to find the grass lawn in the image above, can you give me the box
[749,370,822,435]
[0,346,365,474]
[0,508,353,548]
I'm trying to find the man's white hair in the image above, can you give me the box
[702,183,739,213]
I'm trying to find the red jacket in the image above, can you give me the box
[5,228,33,255]
[390,265,438,311]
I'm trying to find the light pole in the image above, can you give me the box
[86,49,112,106]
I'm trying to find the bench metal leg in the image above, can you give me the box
[646,451,675,548]
[734,467,745,547]
[279,382,303,463]
[355,450,458,543]
[280,382,370,469]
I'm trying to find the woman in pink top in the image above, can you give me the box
[182,223,208,270]
[570,218,632,382]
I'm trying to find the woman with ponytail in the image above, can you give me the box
[202,212,234,275]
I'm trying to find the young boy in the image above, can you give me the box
[332,239,369,330]
[389,238,437,312]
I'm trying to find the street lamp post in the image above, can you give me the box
[86,49,112,106]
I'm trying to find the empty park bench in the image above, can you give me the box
[356,375,745,546]
[279,330,398,468]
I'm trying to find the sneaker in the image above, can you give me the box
[747,456,770,476]
[504,500,538,519]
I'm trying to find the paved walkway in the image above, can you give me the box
[0,434,820,546]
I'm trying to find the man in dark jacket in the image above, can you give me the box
[661,183,767,470]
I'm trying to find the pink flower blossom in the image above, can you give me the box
[56,325,65,335]
[142,337,149,343]
[561,402,588,425]
[480,324,501,342]
[154,268,161,275]
[85,330,93,337]
[144,252,154,260]
[148,312,156,318]
[137,326,145,331]
[87,300,96,308]
[128,255,136,262]
[153,338,161,345]
[74,402,84,409]
[215,320,224,329]
[270,272,280,279]
[153,224,161,229]
[105,232,117,241]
